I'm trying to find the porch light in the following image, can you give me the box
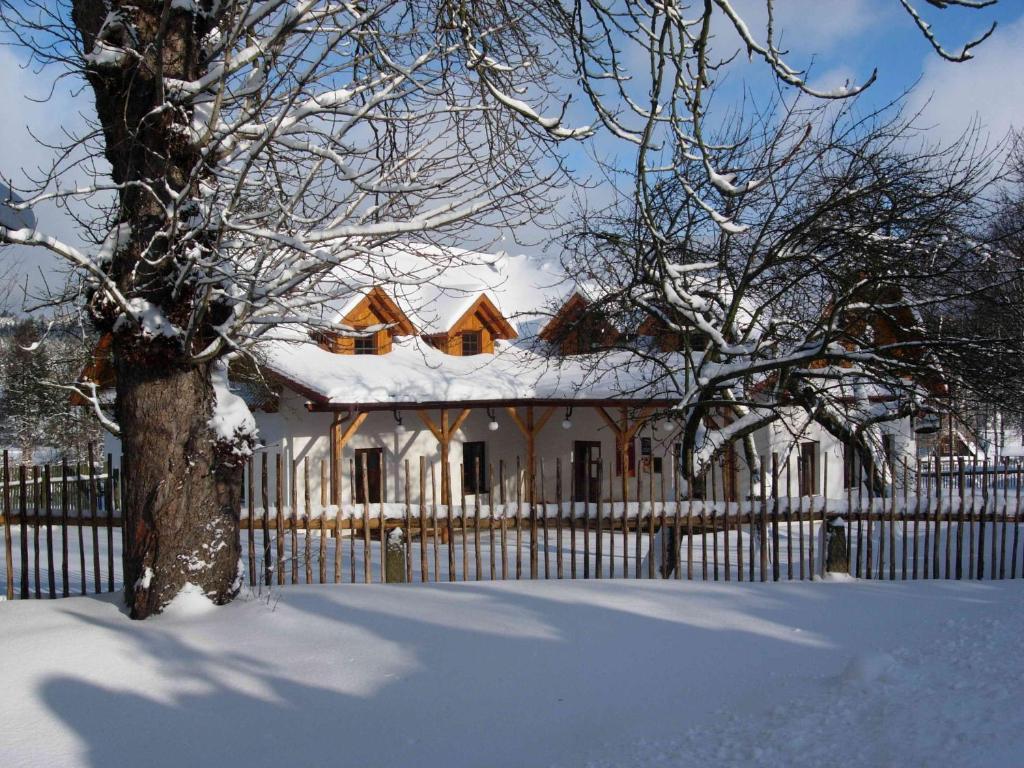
[562,407,573,430]
[486,407,500,431]
[393,409,407,434]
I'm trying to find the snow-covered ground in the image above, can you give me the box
[2,580,1022,767]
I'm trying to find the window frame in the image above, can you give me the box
[353,331,378,355]
[460,330,482,356]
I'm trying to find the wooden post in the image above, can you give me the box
[419,456,428,583]
[247,458,256,586]
[771,453,780,582]
[499,460,508,580]
[291,459,299,585]
[431,461,440,582]
[88,447,99,594]
[455,464,464,582]
[2,451,11,601]
[361,453,371,584]
[304,459,312,584]
[45,465,54,598]
[330,411,368,506]
[105,454,114,591]
[474,458,483,581]
[61,459,69,597]
[419,408,471,507]
[556,458,564,580]
[488,461,496,581]
[33,466,41,599]
[260,454,270,586]
[276,453,285,586]
[515,456,523,580]
[19,464,28,599]
[76,462,85,595]
[405,459,413,584]
[759,458,768,582]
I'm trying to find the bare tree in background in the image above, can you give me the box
[0,0,1000,615]
[563,99,1017,491]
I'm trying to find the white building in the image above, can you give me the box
[98,245,923,508]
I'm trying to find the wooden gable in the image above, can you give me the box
[425,293,517,355]
[317,286,416,355]
[538,292,618,355]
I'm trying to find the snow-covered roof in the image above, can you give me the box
[263,334,685,407]
[316,243,570,336]
[260,242,690,407]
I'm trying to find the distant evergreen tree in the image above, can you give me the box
[1,320,52,464]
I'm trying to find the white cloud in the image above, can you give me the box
[908,13,1024,147]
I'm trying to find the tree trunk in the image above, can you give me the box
[117,356,242,618]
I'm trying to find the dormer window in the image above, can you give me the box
[424,293,516,356]
[354,332,377,355]
[461,330,481,356]
[316,286,416,356]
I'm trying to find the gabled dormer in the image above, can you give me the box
[424,293,516,355]
[538,292,618,355]
[316,286,416,355]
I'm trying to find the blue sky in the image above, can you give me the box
[2,1,1022,301]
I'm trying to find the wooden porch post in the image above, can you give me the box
[418,407,471,506]
[505,405,556,507]
[594,405,655,502]
[329,411,368,505]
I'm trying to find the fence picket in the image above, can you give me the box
[44,465,54,598]
[88,449,99,594]
[61,459,69,596]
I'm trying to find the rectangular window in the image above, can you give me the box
[463,441,488,494]
[354,332,377,355]
[354,448,384,504]
[461,331,482,356]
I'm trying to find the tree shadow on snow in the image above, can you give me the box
[35,579,1015,768]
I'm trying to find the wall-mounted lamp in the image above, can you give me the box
[393,409,407,434]
[486,407,500,432]
[562,407,573,430]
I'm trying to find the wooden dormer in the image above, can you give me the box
[538,292,618,355]
[424,293,516,355]
[316,286,416,355]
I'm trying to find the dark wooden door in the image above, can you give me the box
[355,447,384,504]
[573,441,602,502]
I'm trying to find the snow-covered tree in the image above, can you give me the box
[0,0,999,616]
[1,319,54,464]
[562,100,1018,491]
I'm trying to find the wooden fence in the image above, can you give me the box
[3,450,1023,598]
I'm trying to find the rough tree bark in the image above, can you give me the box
[72,0,244,617]
[116,360,243,616]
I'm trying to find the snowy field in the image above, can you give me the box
[2,579,1023,767]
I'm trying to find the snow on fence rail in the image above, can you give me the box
[2,450,1024,599]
